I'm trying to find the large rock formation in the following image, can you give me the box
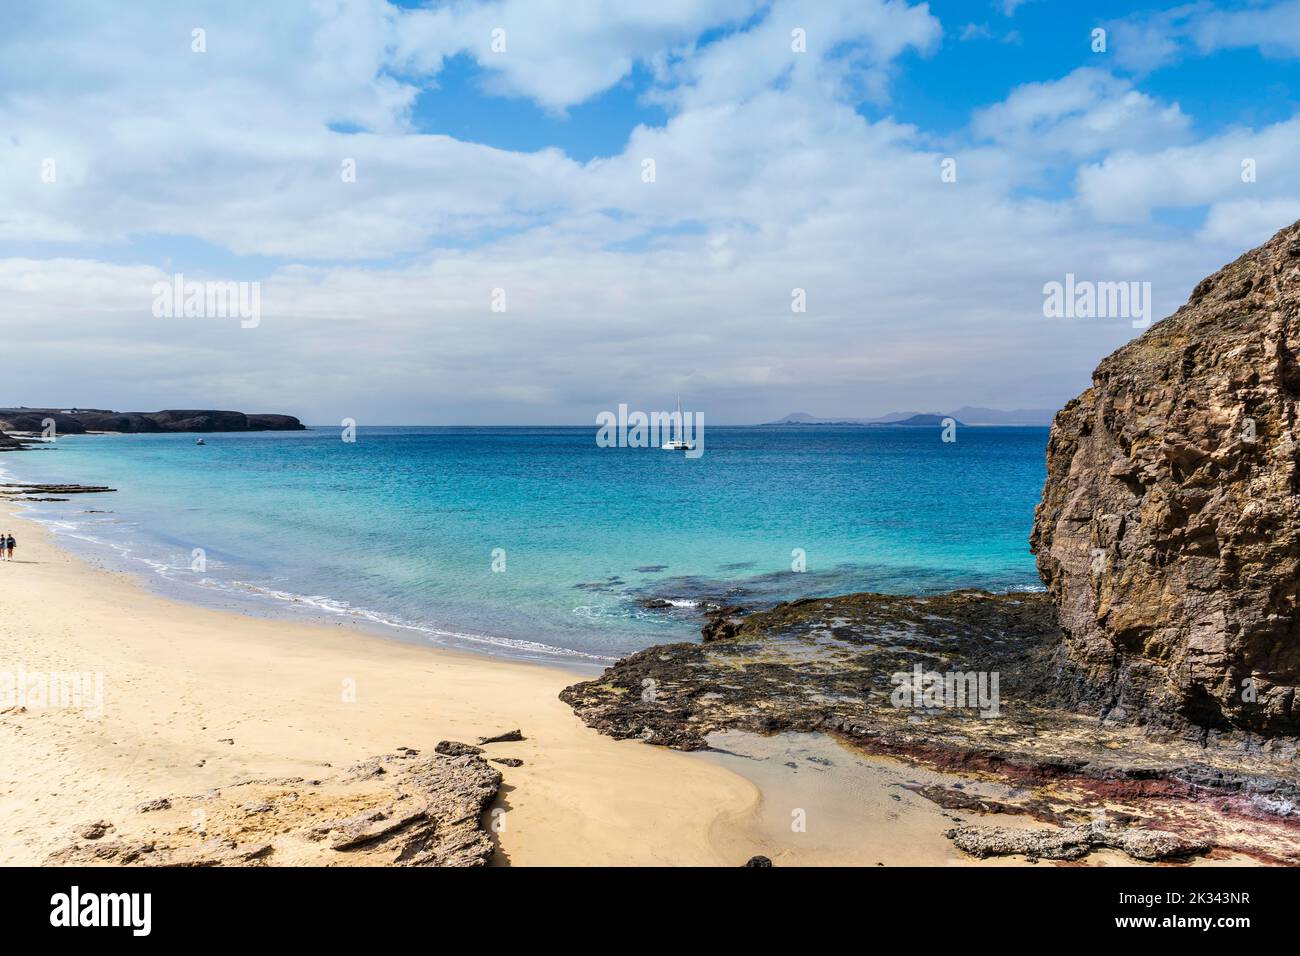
[0,407,305,434]
[1031,220,1300,736]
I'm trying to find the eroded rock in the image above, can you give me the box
[47,749,501,867]
[946,823,1209,863]
[435,740,483,757]
[1031,220,1300,735]
[477,729,523,744]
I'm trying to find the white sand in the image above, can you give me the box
[0,504,761,865]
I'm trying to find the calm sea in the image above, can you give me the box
[2,426,1048,668]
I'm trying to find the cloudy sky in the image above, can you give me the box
[2,0,1299,424]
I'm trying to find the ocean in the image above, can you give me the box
[2,425,1048,668]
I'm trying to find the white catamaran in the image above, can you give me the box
[661,396,694,451]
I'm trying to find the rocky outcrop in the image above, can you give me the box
[47,748,501,867]
[0,407,306,435]
[563,590,1066,751]
[1031,221,1300,736]
[562,589,1300,863]
[946,823,1209,863]
[0,482,116,502]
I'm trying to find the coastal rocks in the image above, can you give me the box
[435,740,483,757]
[946,823,1209,863]
[491,757,524,767]
[701,605,747,642]
[46,748,501,867]
[0,483,115,496]
[0,407,306,436]
[1031,220,1300,736]
[562,590,1066,752]
[562,588,1300,863]
[743,855,773,867]
[246,415,305,431]
[477,728,524,744]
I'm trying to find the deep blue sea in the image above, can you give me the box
[2,426,1048,667]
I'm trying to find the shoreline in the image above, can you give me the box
[0,449,618,673]
[2,499,1042,866]
[1,478,1287,865]
[0,501,759,865]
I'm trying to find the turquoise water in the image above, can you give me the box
[2,426,1048,667]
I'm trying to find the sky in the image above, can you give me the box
[2,0,1299,424]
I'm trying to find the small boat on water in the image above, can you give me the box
[662,396,694,452]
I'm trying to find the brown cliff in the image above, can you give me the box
[1031,220,1300,735]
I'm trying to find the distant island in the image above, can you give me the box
[0,407,306,446]
[762,406,1055,426]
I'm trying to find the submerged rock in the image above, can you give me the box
[1032,220,1300,735]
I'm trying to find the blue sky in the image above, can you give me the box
[2,0,1300,423]
[379,2,1300,169]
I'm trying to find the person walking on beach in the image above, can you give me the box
[0,531,9,560]
[4,532,13,561]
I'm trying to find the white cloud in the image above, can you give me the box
[1075,116,1300,225]
[1108,1,1300,73]
[1192,0,1300,58]
[969,68,1192,171]
[0,0,1298,424]
[391,0,766,113]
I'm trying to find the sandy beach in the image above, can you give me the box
[0,498,1006,867]
[0,500,766,865]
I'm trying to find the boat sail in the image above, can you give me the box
[662,396,693,451]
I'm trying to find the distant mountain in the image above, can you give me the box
[945,406,1056,426]
[762,407,1054,426]
[763,411,923,425]
[769,412,833,424]
[868,413,957,427]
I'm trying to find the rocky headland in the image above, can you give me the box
[0,407,305,450]
[563,222,1300,864]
